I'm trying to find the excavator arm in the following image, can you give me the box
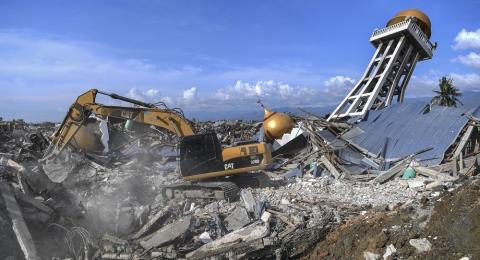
[42,89,195,160]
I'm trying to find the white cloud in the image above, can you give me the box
[214,80,316,103]
[323,76,355,97]
[182,87,198,103]
[124,88,173,106]
[126,88,159,101]
[450,73,480,88]
[408,72,480,98]
[210,77,355,109]
[454,52,480,68]
[453,28,480,50]
[144,89,159,98]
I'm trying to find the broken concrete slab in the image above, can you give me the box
[319,156,341,178]
[0,181,41,260]
[409,238,432,253]
[363,251,380,260]
[425,180,443,191]
[240,189,256,213]
[374,160,409,184]
[261,211,271,223]
[383,244,396,259]
[407,179,425,189]
[131,206,170,239]
[224,206,251,232]
[186,222,269,260]
[199,232,212,244]
[139,215,192,250]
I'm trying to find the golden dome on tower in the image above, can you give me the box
[387,9,431,39]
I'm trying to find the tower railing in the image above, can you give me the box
[370,19,434,59]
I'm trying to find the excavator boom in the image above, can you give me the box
[42,89,194,160]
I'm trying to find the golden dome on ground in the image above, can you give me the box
[263,108,294,142]
[387,9,431,38]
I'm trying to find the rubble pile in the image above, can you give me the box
[0,115,479,259]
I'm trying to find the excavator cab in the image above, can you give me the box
[179,133,224,177]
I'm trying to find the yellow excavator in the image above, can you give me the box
[42,89,294,200]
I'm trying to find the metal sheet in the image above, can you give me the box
[341,102,476,166]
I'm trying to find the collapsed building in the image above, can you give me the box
[1,8,480,260]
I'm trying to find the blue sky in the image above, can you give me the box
[0,0,479,121]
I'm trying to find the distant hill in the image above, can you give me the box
[184,91,480,121]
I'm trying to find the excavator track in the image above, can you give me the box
[160,181,240,202]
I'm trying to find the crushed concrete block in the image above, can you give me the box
[139,215,192,250]
[186,222,269,260]
[131,207,170,239]
[199,232,212,244]
[240,189,256,213]
[363,251,380,260]
[425,180,443,191]
[102,234,128,246]
[204,202,219,213]
[409,238,432,253]
[260,211,271,223]
[407,179,425,189]
[224,206,251,232]
[281,198,290,205]
[383,244,396,259]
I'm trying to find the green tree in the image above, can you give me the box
[430,76,463,107]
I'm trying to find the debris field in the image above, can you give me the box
[0,106,479,259]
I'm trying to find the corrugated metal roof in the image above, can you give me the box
[341,102,478,166]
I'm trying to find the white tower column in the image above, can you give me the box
[328,16,435,121]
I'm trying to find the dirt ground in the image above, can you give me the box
[305,177,480,260]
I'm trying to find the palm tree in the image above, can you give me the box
[431,76,463,107]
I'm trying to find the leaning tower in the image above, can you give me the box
[328,9,435,121]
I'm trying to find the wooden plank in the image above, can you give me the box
[430,154,477,173]
[459,152,464,173]
[374,159,409,184]
[0,181,41,260]
[452,156,458,177]
[453,125,474,158]
[413,166,457,181]
[319,156,341,178]
[412,166,440,178]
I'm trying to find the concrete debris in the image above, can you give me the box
[0,112,478,259]
[363,251,381,260]
[383,244,396,259]
[240,189,256,214]
[224,206,251,231]
[131,206,170,239]
[186,222,269,259]
[139,215,192,250]
[407,179,425,189]
[199,231,212,243]
[261,211,271,223]
[0,180,40,260]
[409,238,432,253]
